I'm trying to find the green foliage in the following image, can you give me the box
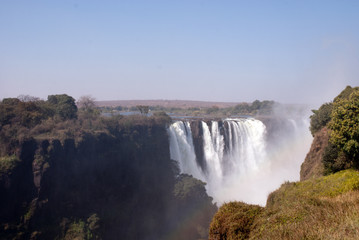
[232,100,275,115]
[174,174,207,201]
[48,94,78,120]
[61,215,100,240]
[333,85,359,102]
[209,202,263,240]
[206,106,220,114]
[309,102,333,136]
[322,142,352,175]
[329,89,359,165]
[152,111,172,125]
[0,98,50,128]
[232,103,250,114]
[173,174,217,240]
[0,155,20,176]
[64,220,87,240]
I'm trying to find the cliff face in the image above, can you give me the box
[0,119,217,240]
[0,139,37,225]
[0,124,176,239]
[190,121,206,171]
[300,127,328,181]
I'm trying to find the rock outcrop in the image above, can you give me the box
[300,127,329,181]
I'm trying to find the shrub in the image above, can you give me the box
[0,155,20,176]
[309,102,333,136]
[209,202,263,240]
[322,142,352,175]
[329,89,359,165]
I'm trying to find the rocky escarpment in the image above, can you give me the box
[1,124,175,239]
[300,127,328,181]
[0,119,217,240]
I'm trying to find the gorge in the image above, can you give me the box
[0,96,314,239]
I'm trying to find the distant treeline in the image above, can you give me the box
[100,100,277,117]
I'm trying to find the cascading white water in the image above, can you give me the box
[168,118,267,201]
[167,121,205,181]
[168,117,312,206]
[201,121,223,182]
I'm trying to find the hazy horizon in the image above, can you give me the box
[1,1,359,106]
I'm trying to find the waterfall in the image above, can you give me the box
[202,121,223,182]
[168,117,312,205]
[168,118,267,200]
[167,121,205,181]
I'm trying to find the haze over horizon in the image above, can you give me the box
[1,1,359,106]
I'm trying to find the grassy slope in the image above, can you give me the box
[210,169,359,240]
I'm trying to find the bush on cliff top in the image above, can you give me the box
[329,89,359,164]
[307,86,359,175]
[209,202,263,240]
[309,102,333,136]
[309,85,359,137]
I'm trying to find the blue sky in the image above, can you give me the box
[1,1,358,105]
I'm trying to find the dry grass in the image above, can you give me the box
[210,169,359,240]
[250,191,359,240]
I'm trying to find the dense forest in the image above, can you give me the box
[209,86,359,240]
[0,94,217,240]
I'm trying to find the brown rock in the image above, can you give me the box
[300,127,329,181]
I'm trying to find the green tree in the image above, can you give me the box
[232,103,250,114]
[310,102,333,136]
[48,94,78,120]
[0,98,49,128]
[329,90,359,164]
[206,106,220,114]
[251,100,261,112]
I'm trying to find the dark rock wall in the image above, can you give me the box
[0,124,176,240]
[190,121,206,172]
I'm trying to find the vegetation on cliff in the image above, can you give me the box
[307,86,359,175]
[329,89,359,166]
[0,94,216,240]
